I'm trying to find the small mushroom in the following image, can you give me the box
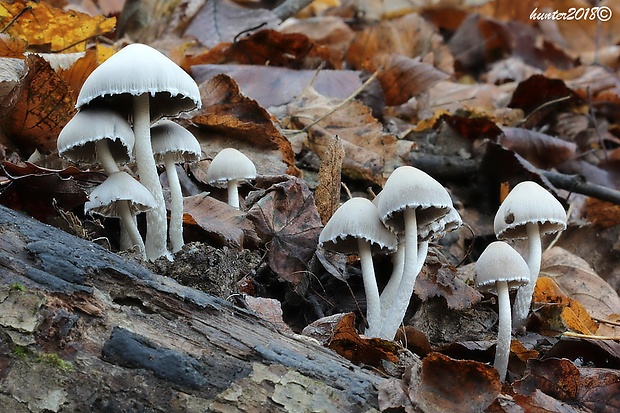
[319,197,397,337]
[376,166,453,340]
[494,181,567,329]
[475,241,530,381]
[206,148,256,209]
[77,43,201,261]
[150,120,201,253]
[57,107,152,258]
[84,171,157,256]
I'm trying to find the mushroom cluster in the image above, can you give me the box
[319,166,462,339]
[58,43,202,261]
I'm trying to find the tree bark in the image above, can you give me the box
[0,204,383,412]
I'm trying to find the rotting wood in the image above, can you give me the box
[0,204,383,412]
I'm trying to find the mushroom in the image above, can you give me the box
[150,120,201,253]
[380,206,462,323]
[76,43,201,261]
[319,197,397,337]
[494,181,567,329]
[475,241,530,381]
[57,106,152,257]
[85,171,157,254]
[206,148,256,209]
[377,166,453,340]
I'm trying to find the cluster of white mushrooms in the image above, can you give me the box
[56,43,257,262]
[319,167,567,382]
[477,180,567,381]
[319,166,462,339]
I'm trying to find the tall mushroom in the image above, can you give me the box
[206,148,256,209]
[319,197,397,337]
[475,241,530,381]
[76,43,201,261]
[494,181,567,329]
[377,166,453,340]
[57,106,153,258]
[150,120,201,253]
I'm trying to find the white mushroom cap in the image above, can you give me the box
[475,241,530,293]
[150,120,201,164]
[319,197,398,254]
[85,171,156,217]
[494,181,567,240]
[206,148,256,186]
[419,206,462,241]
[76,43,201,120]
[57,106,134,164]
[377,166,453,233]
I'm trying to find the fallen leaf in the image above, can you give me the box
[585,198,620,228]
[541,247,620,323]
[190,74,298,176]
[184,0,280,49]
[415,260,482,311]
[314,135,344,225]
[246,175,323,287]
[0,33,27,58]
[57,48,99,103]
[182,192,258,249]
[0,54,75,155]
[546,338,620,370]
[514,358,581,401]
[326,312,400,367]
[410,352,501,413]
[499,127,577,169]
[284,85,398,185]
[0,0,116,53]
[243,295,292,333]
[578,367,620,412]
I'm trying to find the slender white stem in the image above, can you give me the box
[512,223,541,329]
[227,179,240,209]
[380,207,418,340]
[165,153,184,253]
[380,237,405,319]
[133,94,170,261]
[117,201,147,260]
[495,280,511,381]
[95,140,146,259]
[358,238,381,337]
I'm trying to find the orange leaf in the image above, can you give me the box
[0,33,27,58]
[0,0,116,53]
[0,54,75,155]
[57,48,98,102]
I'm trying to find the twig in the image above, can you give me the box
[562,331,620,340]
[272,0,315,20]
[592,316,620,327]
[540,170,620,205]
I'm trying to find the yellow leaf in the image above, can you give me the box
[0,1,116,53]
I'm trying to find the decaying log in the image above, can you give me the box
[0,204,383,412]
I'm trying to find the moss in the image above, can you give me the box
[9,283,26,292]
[12,345,30,360]
[12,345,73,371]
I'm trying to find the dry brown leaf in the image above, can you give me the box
[499,126,577,169]
[0,33,27,58]
[243,295,292,333]
[57,48,98,103]
[541,247,620,323]
[284,85,398,185]
[0,54,75,155]
[515,358,581,401]
[190,74,298,176]
[315,135,344,225]
[585,198,620,228]
[415,260,482,311]
[0,0,116,53]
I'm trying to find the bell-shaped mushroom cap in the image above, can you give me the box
[85,171,156,217]
[475,241,530,293]
[494,181,567,240]
[206,148,256,186]
[419,207,462,241]
[57,106,134,164]
[76,43,201,120]
[150,120,201,164]
[319,197,398,254]
[377,166,453,233]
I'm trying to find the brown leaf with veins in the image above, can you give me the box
[0,33,27,58]
[246,175,322,287]
[57,48,98,103]
[499,126,577,169]
[415,260,482,311]
[515,358,580,401]
[315,135,344,225]
[0,54,75,155]
[0,0,116,53]
[284,85,398,185]
[191,74,298,176]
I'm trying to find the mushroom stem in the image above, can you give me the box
[495,280,511,381]
[164,153,184,253]
[95,140,146,258]
[227,179,240,209]
[380,237,405,319]
[512,223,542,329]
[133,93,170,261]
[380,207,418,340]
[358,238,382,337]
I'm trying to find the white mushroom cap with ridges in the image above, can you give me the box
[150,120,201,164]
[475,241,530,292]
[84,171,156,217]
